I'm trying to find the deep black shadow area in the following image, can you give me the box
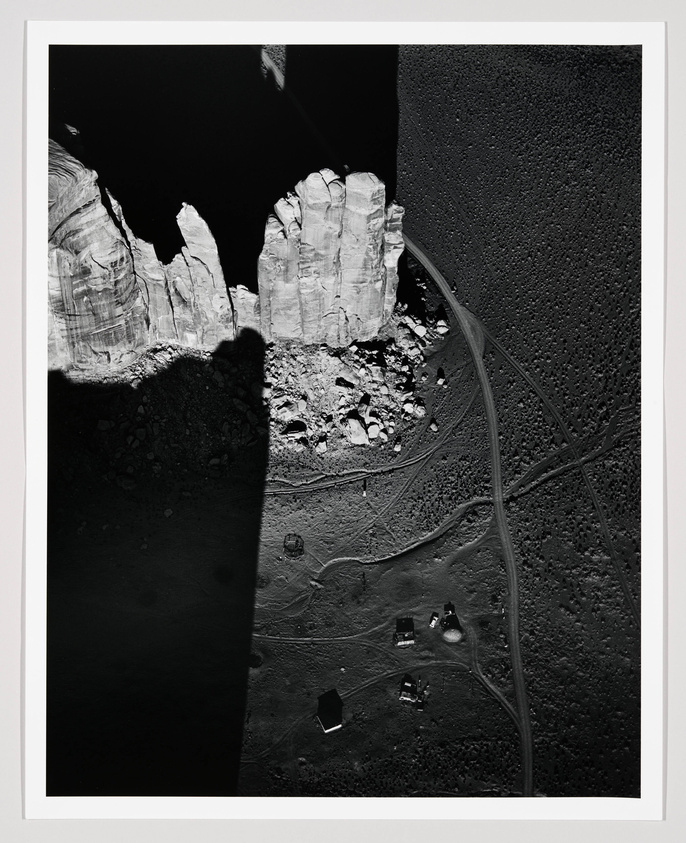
[285,45,399,199]
[49,45,400,290]
[46,330,268,796]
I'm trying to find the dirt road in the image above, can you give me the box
[403,231,534,797]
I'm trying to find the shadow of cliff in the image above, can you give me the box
[284,45,399,199]
[49,45,400,291]
[46,329,268,796]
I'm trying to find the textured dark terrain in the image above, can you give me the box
[395,46,641,797]
[47,44,640,798]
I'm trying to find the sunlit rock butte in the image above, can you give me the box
[48,143,403,375]
[48,140,245,374]
[258,169,404,346]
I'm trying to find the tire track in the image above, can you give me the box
[241,654,522,768]
[265,390,477,496]
[478,321,640,628]
[400,86,639,627]
[326,388,479,560]
[403,232,534,797]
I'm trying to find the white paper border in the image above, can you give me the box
[24,20,665,821]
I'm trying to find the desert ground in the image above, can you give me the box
[47,44,641,798]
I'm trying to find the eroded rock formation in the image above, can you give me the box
[118,201,236,350]
[48,140,245,373]
[258,170,404,346]
[48,142,403,375]
[48,141,149,370]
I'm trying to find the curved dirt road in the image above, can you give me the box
[403,231,534,797]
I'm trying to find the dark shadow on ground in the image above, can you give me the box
[46,329,268,796]
[46,42,403,798]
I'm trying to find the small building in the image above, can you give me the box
[398,673,426,710]
[316,689,343,733]
[283,533,304,558]
[398,673,419,703]
[441,601,464,643]
[393,617,416,647]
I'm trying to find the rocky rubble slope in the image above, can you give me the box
[266,305,451,454]
[258,170,404,346]
[86,300,451,460]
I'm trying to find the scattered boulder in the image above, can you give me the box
[261,291,451,454]
[273,399,298,422]
[282,420,308,439]
[335,376,356,393]
[345,416,369,446]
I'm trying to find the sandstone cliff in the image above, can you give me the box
[48,140,245,373]
[48,141,149,370]
[48,143,403,375]
[117,200,236,350]
[258,170,404,346]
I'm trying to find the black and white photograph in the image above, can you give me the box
[22,20,665,819]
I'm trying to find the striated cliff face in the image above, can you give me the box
[117,200,236,351]
[48,142,150,370]
[48,142,402,375]
[258,170,404,346]
[48,140,243,374]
